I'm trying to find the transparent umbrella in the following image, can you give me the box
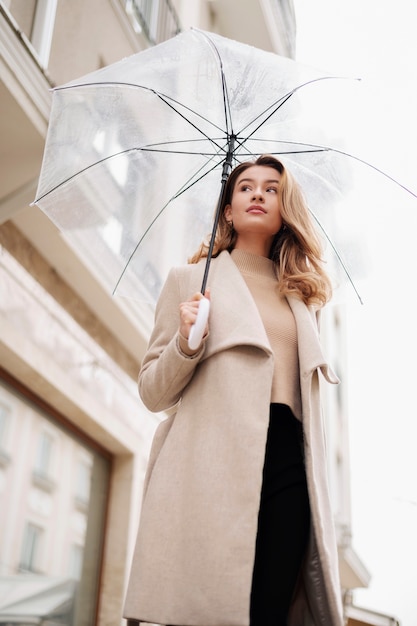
[33,28,416,345]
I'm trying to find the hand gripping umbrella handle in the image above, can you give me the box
[188,297,210,351]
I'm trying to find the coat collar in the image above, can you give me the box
[202,251,338,383]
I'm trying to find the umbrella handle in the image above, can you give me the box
[188,297,210,351]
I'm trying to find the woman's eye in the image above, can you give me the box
[267,187,278,193]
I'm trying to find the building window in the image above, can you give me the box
[34,431,53,478]
[69,544,84,580]
[0,401,11,467]
[6,0,58,67]
[74,458,92,511]
[0,402,10,446]
[126,0,181,45]
[20,522,43,573]
[32,430,56,491]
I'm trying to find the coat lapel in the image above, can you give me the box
[287,296,339,384]
[202,251,273,358]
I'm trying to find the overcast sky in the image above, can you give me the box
[294,2,417,624]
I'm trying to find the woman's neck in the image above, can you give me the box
[233,236,272,258]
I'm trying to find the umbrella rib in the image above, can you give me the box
[197,30,234,137]
[113,160,223,294]
[234,139,328,157]
[317,145,417,198]
[34,141,229,202]
[56,80,227,137]
[34,148,146,202]
[277,139,417,198]
[308,209,364,305]
[153,91,228,154]
[239,92,293,142]
[142,148,226,156]
[237,136,417,198]
[171,159,223,199]
[142,137,225,147]
[141,136,231,157]
[237,76,358,143]
[229,134,328,161]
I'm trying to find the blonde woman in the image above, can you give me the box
[124,156,344,626]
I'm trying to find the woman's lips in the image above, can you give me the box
[247,205,266,214]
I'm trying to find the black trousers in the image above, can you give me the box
[250,404,310,626]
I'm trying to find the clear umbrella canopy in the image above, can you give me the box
[33,29,416,305]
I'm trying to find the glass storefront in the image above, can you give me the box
[0,377,111,625]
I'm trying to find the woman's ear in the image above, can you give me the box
[224,204,232,222]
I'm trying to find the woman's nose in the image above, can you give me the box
[251,188,264,200]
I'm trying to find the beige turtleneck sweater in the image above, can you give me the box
[231,249,302,420]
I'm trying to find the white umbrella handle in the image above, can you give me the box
[188,297,210,351]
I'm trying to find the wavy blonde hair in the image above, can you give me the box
[189,155,332,306]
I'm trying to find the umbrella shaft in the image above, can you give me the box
[200,176,227,293]
[200,136,235,294]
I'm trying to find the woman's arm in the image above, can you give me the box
[138,267,207,412]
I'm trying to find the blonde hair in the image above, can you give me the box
[189,155,332,306]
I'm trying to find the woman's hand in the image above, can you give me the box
[179,290,210,341]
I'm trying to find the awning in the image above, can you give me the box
[0,575,76,625]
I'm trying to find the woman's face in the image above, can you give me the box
[225,165,283,251]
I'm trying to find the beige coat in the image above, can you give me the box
[124,250,344,626]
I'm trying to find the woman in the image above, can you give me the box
[124,155,344,626]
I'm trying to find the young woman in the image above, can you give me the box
[124,155,344,626]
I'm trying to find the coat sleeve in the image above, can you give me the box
[138,267,206,412]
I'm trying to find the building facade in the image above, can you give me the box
[0,0,398,624]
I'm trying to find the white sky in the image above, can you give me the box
[294,2,417,624]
